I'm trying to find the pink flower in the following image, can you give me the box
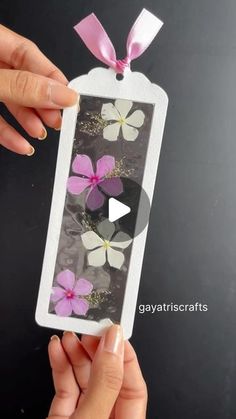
[67,154,123,210]
[51,269,93,317]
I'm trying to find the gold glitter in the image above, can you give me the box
[81,212,98,233]
[105,157,134,178]
[78,113,108,136]
[85,289,111,305]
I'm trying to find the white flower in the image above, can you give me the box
[101,99,145,142]
[81,219,132,269]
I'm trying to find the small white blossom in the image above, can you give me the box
[101,99,145,141]
[81,219,132,269]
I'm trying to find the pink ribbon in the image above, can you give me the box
[74,9,163,74]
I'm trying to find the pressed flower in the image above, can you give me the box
[101,99,145,141]
[81,219,132,269]
[51,269,93,317]
[67,154,123,211]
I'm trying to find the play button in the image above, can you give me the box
[86,177,151,242]
[108,198,131,222]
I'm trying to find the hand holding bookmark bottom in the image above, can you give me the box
[47,325,147,419]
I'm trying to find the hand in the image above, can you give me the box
[48,325,147,419]
[0,24,78,155]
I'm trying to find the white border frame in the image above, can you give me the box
[35,67,168,339]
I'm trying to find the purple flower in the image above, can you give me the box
[51,269,93,317]
[67,154,123,210]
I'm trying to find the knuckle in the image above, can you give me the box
[33,77,48,102]
[119,384,148,401]
[56,388,72,400]
[11,71,45,103]
[10,40,35,69]
[47,67,62,80]
[28,40,39,51]
[12,71,32,99]
[99,364,123,391]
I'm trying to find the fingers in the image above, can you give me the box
[0,69,78,109]
[6,102,63,134]
[62,332,92,395]
[36,109,62,130]
[0,25,76,154]
[0,24,68,84]
[82,335,148,419]
[5,102,47,139]
[115,341,148,419]
[122,341,148,397]
[76,325,124,419]
[81,335,100,359]
[6,103,62,138]
[48,335,79,419]
[0,115,34,155]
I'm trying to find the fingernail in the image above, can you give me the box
[50,335,59,341]
[54,117,62,131]
[50,83,79,107]
[103,325,123,356]
[63,330,77,337]
[38,127,47,140]
[26,146,35,156]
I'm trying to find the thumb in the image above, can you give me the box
[77,325,124,419]
[0,69,78,109]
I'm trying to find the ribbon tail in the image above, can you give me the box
[74,13,117,69]
[126,8,163,61]
[74,9,163,73]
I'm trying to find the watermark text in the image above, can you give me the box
[138,302,208,314]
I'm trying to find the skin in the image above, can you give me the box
[0,24,79,155]
[48,325,148,419]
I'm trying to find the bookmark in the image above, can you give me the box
[35,9,168,338]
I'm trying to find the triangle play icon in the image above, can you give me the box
[108,198,131,222]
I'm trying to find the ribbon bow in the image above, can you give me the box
[74,9,163,74]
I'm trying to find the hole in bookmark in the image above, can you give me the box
[116,73,124,81]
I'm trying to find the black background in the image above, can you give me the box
[1,1,236,418]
